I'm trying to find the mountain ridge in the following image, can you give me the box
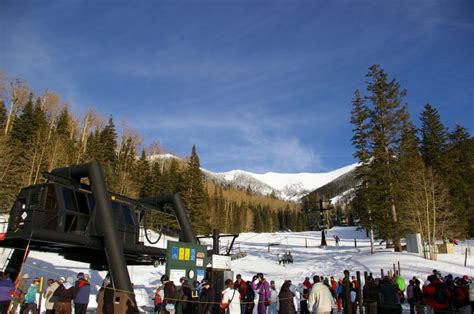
[149,154,357,201]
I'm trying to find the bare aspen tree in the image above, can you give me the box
[4,79,30,136]
[402,166,453,260]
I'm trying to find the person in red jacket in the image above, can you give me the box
[234,274,247,314]
[452,277,471,314]
[424,275,451,314]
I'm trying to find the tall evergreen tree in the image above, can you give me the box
[182,145,209,234]
[99,117,118,165]
[56,108,71,138]
[99,117,118,190]
[9,93,37,143]
[150,160,163,195]
[351,65,411,251]
[444,124,474,237]
[136,150,152,197]
[420,103,448,171]
[161,158,182,194]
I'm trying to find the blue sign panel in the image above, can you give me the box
[190,248,196,261]
[197,269,205,281]
[172,247,178,260]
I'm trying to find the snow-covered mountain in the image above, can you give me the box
[149,153,357,201]
[203,163,358,201]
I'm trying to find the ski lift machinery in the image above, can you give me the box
[0,161,199,312]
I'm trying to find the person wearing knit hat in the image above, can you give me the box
[54,275,75,314]
[74,272,91,314]
[10,272,29,313]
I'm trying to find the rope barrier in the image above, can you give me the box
[9,262,472,312]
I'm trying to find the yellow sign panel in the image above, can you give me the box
[185,248,190,260]
[179,247,185,260]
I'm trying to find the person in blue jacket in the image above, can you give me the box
[74,272,91,314]
[23,277,41,313]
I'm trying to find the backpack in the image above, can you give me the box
[435,284,448,305]
[154,290,162,305]
[245,287,255,302]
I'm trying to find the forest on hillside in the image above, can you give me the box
[347,65,473,258]
[0,71,305,235]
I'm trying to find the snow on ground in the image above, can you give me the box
[1,226,473,313]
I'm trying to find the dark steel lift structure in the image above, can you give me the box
[0,161,200,313]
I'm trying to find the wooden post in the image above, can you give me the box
[465,248,468,267]
[356,271,363,314]
[305,238,307,248]
[393,263,396,276]
[398,261,401,275]
[381,269,384,278]
[354,238,357,247]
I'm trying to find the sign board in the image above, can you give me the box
[165,240,208,285]
[212,254,231,270]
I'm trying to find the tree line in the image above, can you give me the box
[0,72,305,235]
[349,65,474,258]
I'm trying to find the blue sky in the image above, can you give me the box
[1,1,473,173]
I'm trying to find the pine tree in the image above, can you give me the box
[161,158,182,194]
[394,119,425,237]
[182,145,209,234]
[350,89,373,237]
[444,124,474,237]
[84,129,102,162]
[351,65,411,252]
[420,103,448,171]
[136,150,152,197]
[99,117,118,165]
[99,117,118,190]
[150,160,163,195]
[56,108,71,138]
[9,93,37,143]
[350,89,371,166]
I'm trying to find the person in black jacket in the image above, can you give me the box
[178,277,194,314]
[53,276,75,314]
[363,276,378,314]
[278,280,296,314]
[198,280,214,314]
[378,276,401,314]
[99,275,114,314]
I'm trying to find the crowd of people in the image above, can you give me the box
[151,270,473,314]
[0,270,91,314]
[1,267,472,313]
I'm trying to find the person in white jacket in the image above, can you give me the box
[221,278,241,314]
[307,276,336,314]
